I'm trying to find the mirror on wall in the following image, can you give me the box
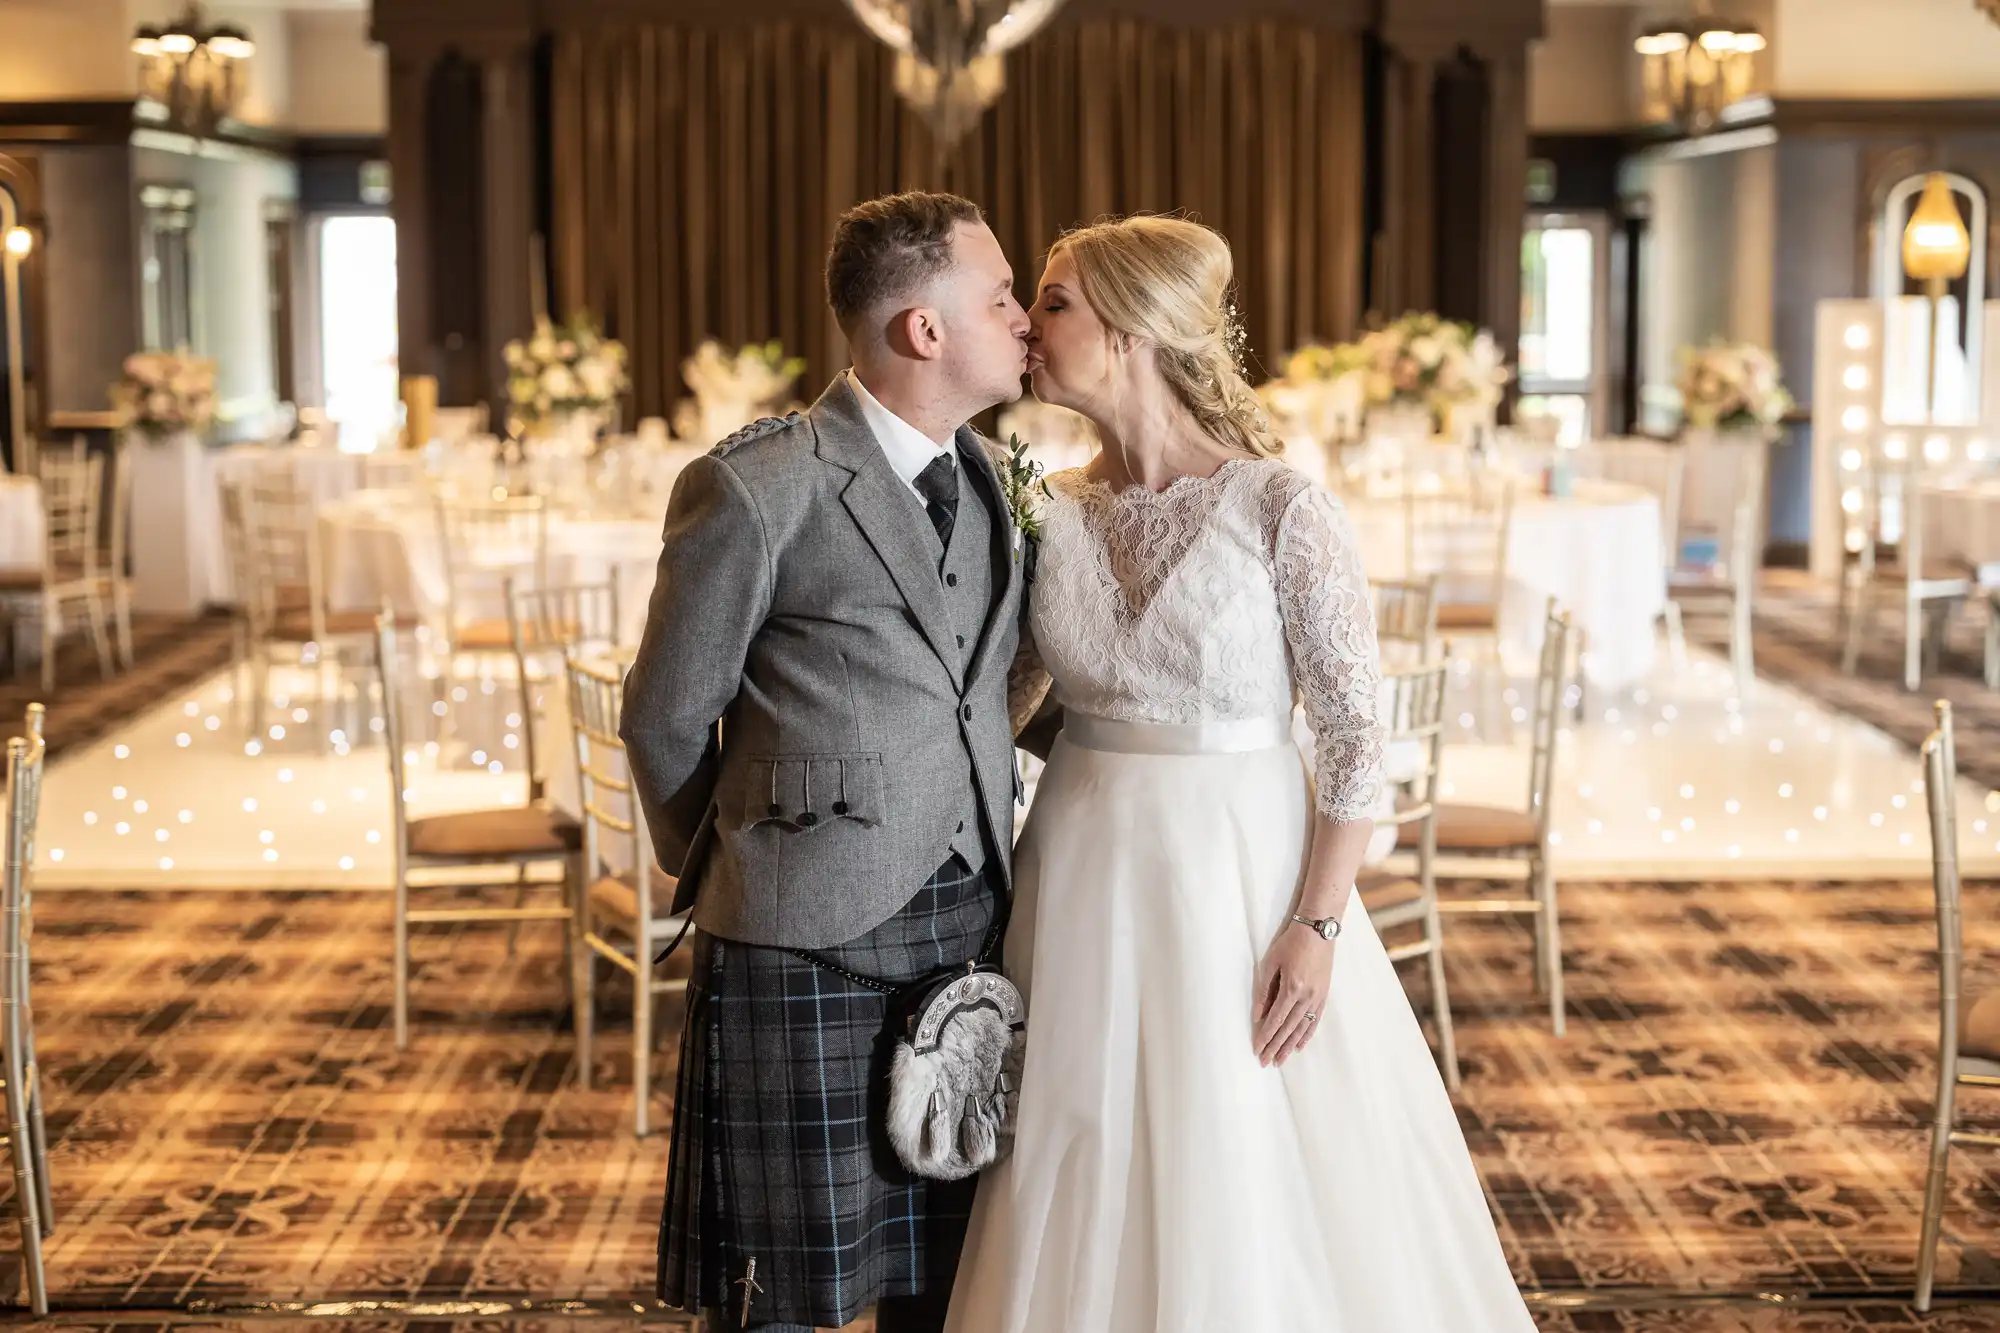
[1873,171,1987,424]
[139,184,198,353]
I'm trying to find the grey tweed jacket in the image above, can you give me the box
[619,375,1025,950]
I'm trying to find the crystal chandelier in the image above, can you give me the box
[1634,1,1765,135]
[842,1,1068,149]
[131,3,256,140]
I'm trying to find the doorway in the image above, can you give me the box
[1518,210,1613,444]
[315,214,398,453]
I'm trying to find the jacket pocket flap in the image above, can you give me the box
[739,752,886,830]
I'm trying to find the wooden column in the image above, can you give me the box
[1480,44,1529,385]
[477,40,535,413]
[385,47,437,383]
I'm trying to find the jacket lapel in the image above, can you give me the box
[810,376,965,689]
[956,427,1021,686]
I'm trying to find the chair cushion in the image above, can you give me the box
[1396,801,1539,852]
[1962,991,2000,1062]
[0,567,46,590]
[407,805,582,859]
[1355,867,1425,914]
[453,618,516,650]
[273,607,412,640]
[1436,601,1498,631]
[1866,558,1975,586]
[587,868,682,923]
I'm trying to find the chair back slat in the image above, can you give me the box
[1371,575,1440,662]
[1529,597,1573,834]
[1923,701,1963,1076]
[436,495,550,630]
[371,614,411,860]
[1403,477,1513,608]
[37,452,102,573]
[1379,659,1450,827]
[507,579,622,799]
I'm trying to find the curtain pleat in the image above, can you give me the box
[550,20,1366,416]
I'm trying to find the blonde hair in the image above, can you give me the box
[1048,215,1279,458]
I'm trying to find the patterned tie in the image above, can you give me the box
[913,451,959,554]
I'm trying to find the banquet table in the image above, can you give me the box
[1343,478,1665,690]
[1920,479,2000,582]
[317,490,664,643]
[0,474,40,574]
[215,441,422,508]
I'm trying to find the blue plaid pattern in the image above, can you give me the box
[658,854,998,1329]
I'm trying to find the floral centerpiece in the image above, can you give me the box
[1345,312,1510,426]
[1675,340,1791,432]
[504,313,629,436]
[673,339,808,444]
[113,350,217,442]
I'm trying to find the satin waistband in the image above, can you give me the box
[1061,712,1294,757]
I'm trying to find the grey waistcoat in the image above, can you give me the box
[618,375,1024,950]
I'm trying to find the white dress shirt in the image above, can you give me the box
[848,369,954,499]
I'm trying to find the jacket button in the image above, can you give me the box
[957,634,965,648]
[946,572,959,587]
[957,821,965,833]
[767,803,782,818]
[799,812,819,828]
[832,801,849,816]
[961,704,973,721]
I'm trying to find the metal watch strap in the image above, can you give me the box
[1291,912,1341,939]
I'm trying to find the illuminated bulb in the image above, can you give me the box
[1842,406,1869,432]
[204,716,221,731]
[112,785,127,800]
[1814,806,1828,821]
[1770,740,1785,754]
[1579,785,1595,799]
[155,829,168,843]
[83,812,98,825]
[1842,365,1869,391]
[471,750,488,766]
[1892,794,1907,809]
[244,798,258,812]
[270,725,286,741]
[114,744,129,759]
[1661,705,1678,721]
[311,800,327,814]
[1646,807,1662,822]
[176,733,191,748]
[263,849,278,863]
[503,734,520,750]
[1924,435,1950,463]
[1587,819,1603,834]
[505,713,523,728]
[1725,799,1741,814]
[1971,440,1989,462]
[278,768,294,783]
[2,226,30,258]
[178,810,192,824]
[452,687,469,703]
[350,788,367,802]
[115,821,130,835]
[291,708,308,723]
[159,857,173,870]
[1680,817,1695,831]
[432,701,448,717]
[1784,829,1799,843]
[1606,708,1622,724]
[47,849,62,863]
[245,740,262,756]
[259,831,274,844]
[1778,783,1793,798]
[1844,324,1871,350]
[488,760,504,774]
[338,856,355,871]
[1662,831,1677,844]
[365,830,382,844]
[183,702,200,717]
[1841,449,1863,472]
[1884,435,1908,460]
[1869,813,1885,827]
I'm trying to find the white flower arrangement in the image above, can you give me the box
[1265,314,1510,433]
[672,339,807,443]
[504,313,629,429]
[114,350,217,442]
[1675,340,1791,432]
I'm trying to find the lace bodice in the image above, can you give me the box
[1009,457,1384,821]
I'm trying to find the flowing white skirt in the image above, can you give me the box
[946,728,1538,1333]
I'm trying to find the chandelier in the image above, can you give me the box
[1634,1,1765,135]
[131,3,256,139]
[842,1,1068,150]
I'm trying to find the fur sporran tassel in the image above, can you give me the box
[887,1004,1025,1180]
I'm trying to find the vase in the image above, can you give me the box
[128,429,230,614]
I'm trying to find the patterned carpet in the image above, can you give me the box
[0,612,240,761]
[2,875,1998,1326]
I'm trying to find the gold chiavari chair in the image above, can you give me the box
[372,613,583,1049]
[565,655,689,1136]
[98,439,135,671]
[435,495,550,654]
[1357,660,1459,1093]
[13,704,51,1238]
[1370,574,1441,666]
[1569,438,1686,710]
[0,450,111,692]
[1915,700,2000,1311]
[3,710,50,1313]
[505,578,622,803]
[1400,597,1572,1036]
[1403,476,1513,725]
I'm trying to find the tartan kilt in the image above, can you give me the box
[657,852,999,1329]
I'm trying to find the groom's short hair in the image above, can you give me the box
[826,191,985,335]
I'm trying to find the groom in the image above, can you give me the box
[621,191,1031,1333]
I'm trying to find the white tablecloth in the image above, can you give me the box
[1921,480,2000,581]
[128,436,231,614]
[1344,479,1665,690]
[215,441,422,509]
[0,475,40,574]
[317,491,663,642]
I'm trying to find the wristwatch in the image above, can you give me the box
[1290,912,1342,942]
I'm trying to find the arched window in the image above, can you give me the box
[1874,171,1986,423]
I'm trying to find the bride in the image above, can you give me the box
[945,216,1536,1332]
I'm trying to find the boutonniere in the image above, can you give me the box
[994,433,1047,580]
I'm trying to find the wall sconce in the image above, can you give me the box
[1903,172,1973,426]
[2,226,30,259]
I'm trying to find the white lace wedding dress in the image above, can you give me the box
[945,457,1535,1333]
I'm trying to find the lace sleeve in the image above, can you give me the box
[1007,622,1053,737]
[1274,484,1385,822]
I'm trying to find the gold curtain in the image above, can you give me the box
[550,21,1365,416]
